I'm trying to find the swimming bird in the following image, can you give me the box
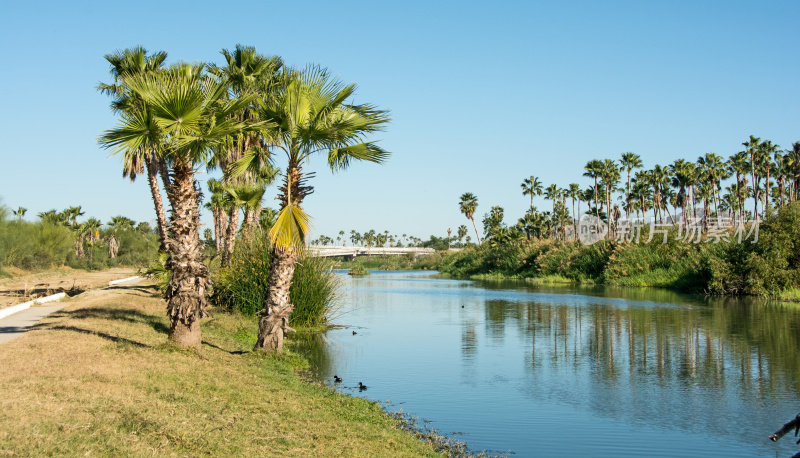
[334,375,342,383]
[358,382,368,390]
[461,305,464,308]
[352,330,357,335]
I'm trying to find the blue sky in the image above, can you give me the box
[1,1,798,240]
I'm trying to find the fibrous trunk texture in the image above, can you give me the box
[164,162,209,349]
[222,206,239,267]
[146,157,169,250]
[254,247,297,352]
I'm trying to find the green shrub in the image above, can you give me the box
[348,264,369,276]
[211,230,341,327]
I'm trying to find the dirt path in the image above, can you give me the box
[0,278,146,344]
[0,267,136,309]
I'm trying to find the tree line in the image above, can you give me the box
[459,138,800,243]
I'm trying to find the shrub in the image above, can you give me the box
[211,230,341,327]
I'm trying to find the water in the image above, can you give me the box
[300,270,800,456]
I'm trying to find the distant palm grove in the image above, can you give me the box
[440,139,800,299]
[462,140,800,244]
[99,45,389,349]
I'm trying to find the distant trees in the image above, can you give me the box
[454,139,800,246]
[459,192,481,245]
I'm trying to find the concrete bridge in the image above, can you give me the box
[307,246,435,259]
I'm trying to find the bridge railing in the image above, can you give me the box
[307,246,436,258]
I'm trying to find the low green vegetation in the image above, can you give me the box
[439,202,800,298]
[337,253,443,271]
[0,283,440,456]
[347,264,370,276]
[0,203,159,273]
[211,230,341,328]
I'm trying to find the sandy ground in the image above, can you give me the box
[0,267,136,309]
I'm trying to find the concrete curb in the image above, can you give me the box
[108,276,141,286]
[0,292,68,320]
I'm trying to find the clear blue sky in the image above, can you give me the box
[1,1,798,240]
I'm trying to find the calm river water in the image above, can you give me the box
[300,270,800,456]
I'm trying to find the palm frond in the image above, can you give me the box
[328,142,389,171]
[268,203,311,252]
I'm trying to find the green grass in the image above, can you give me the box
[0,284,442,456]
[778,288,800,302]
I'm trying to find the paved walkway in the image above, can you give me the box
[0,305,65,345]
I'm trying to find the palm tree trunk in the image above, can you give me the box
[470,217,482,245]
[157,159,175,207]
[222,207,239,266]
[254,247,298,351]
[145,157,168,251]
[164,162,209,349]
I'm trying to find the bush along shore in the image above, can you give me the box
[438,202,800,299]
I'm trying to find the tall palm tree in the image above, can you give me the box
[205,178,230,253]
[760,140,780,212]
[743,135,762,220]
[787,142,800,202]
[459,192,481,245]
[727,151,750,221]
[208,45,283,265]
[457,225,468,244]
[520,176,543,213]
[567,183,580,238]
[544,184,560,216]
[619,152,643,199]
[583,160,603,219]
[101,63,250,348]
[250,65,390,352]
[598,159,621,232]
[98,47,170,249]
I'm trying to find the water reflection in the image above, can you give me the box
[306,272,800,456]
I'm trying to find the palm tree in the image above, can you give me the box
[743,135,762,220]
[727,151,750,221]
[459,192,481,245]
[205,178,230,253]
[12,207,26,221]
[696,152,729,220]
[583,160,603,219]
[98,47,170,249]
[251,65,390,352]
[619,152,643,199]
[566,183,580,238]
[787,142,800,202]
[101,63,250,348]
[520,176,543,213]
[760,140,780,212]
[670,159,694,226]
[457,225,468,244]
[209,45,283,265]
[598,159,621,232]
[544,184,560,217]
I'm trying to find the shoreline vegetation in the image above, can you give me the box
[435,201,800,301]
[0,281,453,456]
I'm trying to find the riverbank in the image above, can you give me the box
[336,253,441,271]
[0,282,441,456]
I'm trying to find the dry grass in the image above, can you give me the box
[0,267,135,308]
[0,283,439,457]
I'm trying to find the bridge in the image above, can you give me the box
[307,246,435,259]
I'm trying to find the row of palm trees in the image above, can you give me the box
[100,45,389,350]
[460,137,800,242]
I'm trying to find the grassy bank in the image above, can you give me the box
[0,283,440,456]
